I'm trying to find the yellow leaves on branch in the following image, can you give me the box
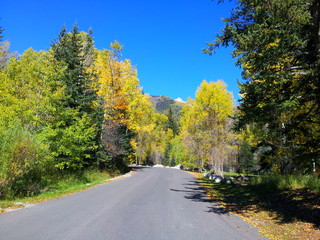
[94,43,166,163]
[181,80,233,132]
[180,80,234,171]
[127,91,154,132]
[195,80,233,121]
[265,38,281,49]
[95,49,141,125]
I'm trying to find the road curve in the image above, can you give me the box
[0,167,268,240]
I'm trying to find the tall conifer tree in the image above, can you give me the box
[49,24,101,170]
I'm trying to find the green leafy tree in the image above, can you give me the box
[1,49,64,128]
[0,123,52,199]
[0,49,64,198]
[169,135,188,166]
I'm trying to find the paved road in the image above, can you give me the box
[0,167,268,240]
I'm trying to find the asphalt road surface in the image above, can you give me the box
[0,167,269,240]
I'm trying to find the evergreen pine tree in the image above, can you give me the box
[51,24,96,111]
[166,107,179,135]
[239,140,254,174]
[49,24,102,170]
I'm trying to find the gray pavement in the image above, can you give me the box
[0,167,268,240]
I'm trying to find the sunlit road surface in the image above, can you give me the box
[0,167,268,240]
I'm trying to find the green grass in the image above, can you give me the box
[222,172,320,193]
[0,169,113,210]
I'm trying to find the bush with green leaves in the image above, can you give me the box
[0,123,52,199]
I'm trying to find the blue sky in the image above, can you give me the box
[2,0,241,102]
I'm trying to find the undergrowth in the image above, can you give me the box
[249,174,320,193]
[0,169,113,210]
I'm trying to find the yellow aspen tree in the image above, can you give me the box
[127,93,156,164]
[181,80,234,174]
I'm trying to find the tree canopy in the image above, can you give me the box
[206,0,320,174]
[180,80,234,175]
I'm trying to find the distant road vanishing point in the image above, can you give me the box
[0,167,269,240]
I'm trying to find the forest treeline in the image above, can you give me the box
[0,0,319,199]
[0,25,174,199]
[0,24,232,199]
[0,22,245,199]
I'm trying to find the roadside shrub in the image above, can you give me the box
[302,175,320,192]
[181,161,197,171]
[0,123,52,199]
[250,175,320,193]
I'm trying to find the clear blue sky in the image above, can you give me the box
[2,0,241,102]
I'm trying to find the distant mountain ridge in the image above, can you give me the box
[148,95,184,114]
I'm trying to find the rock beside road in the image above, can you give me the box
[203,173,251,185]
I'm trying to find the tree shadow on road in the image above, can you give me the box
[170,180,229,215]
[176,177,320,229]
